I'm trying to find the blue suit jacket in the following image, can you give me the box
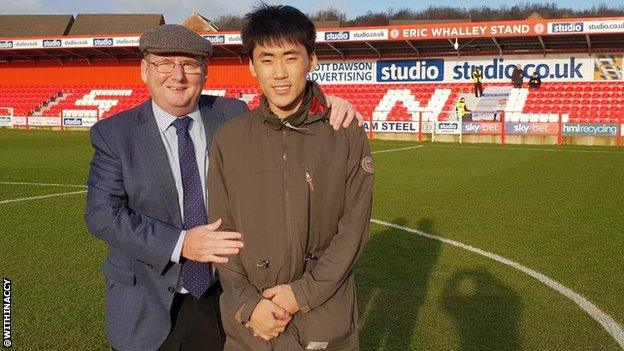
[85,96,248,351]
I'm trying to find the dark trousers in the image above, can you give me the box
[474,82,483,97]
[513,81,522,89]
[113,284,224,351]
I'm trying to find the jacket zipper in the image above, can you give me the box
[305,170,313,272]
[282,129,294,279]
[305,171,315,192]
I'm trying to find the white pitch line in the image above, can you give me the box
[0,181,86,188]
[370,218,624,349]
[428,143,624,155]
[0,190,87,204]
[358,288,380,330]
[372,145,423,154]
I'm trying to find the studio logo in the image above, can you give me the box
[63,118,82,126]
[93,38,113,47]
[42,39,62,48]
[551,22,584,33]
[203,35,225,44]
[438,122,459,131]
[325,31,350,41]
[377,59,444,82]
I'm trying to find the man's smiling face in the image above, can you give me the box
[141,53,206,117]
[249,41,317,119]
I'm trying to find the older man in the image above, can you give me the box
[84,25,361,351]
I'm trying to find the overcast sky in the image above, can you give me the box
[1,0,616,24]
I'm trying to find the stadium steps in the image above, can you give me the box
[34,92,69,117]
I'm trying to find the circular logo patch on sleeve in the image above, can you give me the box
[361,156,375,174]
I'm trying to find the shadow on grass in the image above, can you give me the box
[440,267,523,351]
[356,217,442,350]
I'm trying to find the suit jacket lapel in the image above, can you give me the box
[133,100,182,225]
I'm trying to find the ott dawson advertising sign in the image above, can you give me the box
[308,54,616,84]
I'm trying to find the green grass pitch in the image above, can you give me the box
[0,129,622,350]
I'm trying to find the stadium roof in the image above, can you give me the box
[1,16,623,63]
[68,14,164,36]
[0,15,73,37]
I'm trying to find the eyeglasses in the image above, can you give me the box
[147,61,204,75]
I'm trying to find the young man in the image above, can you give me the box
[209,4,374,351]
[85,24,362,351]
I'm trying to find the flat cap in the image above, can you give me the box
[139,24,212,58]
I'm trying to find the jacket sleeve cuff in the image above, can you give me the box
[290,279,311,314]
[235,293,263,324]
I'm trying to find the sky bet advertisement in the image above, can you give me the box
[308,54,604,84]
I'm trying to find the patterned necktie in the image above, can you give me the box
[171,116,213,298]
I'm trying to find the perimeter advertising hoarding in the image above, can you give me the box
[82,117,97,127]
[562,123,618,136]
[436,121,462,134]
[363,121,433,133]
[63,117,97,128]
[0,116,12,127]
[548,19,624,35]
[308,54,615,84]
[376,121,619,136]
[505,123,559,135]
[26,117,61,127]
[463,122,502,134]
[9,117,26,126]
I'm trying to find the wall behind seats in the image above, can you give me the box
[0,59,256,86]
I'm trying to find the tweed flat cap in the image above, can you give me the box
[139,24,212,58]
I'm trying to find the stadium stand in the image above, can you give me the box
[2,82,622,123]
[1,13,623,145]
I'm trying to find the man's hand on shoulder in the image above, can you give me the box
[182,218,244,263]
[325,95,363,130]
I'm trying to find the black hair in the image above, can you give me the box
[241,3,316,59]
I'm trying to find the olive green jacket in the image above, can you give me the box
[209,84,374,350]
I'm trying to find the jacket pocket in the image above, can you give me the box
[102,259,136,286]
